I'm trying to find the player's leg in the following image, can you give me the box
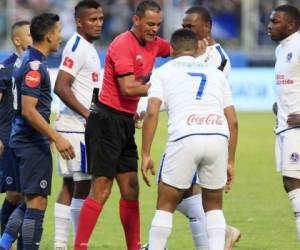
[18,144,52,250]
[199,135,228,250]
[277,129,300,244]
[71,174,91,239]
[149,137,199,250]
[177,185,208,250]
[149,181,184,250]
[54,177,73,250]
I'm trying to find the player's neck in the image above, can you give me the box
[130,27,146,46]
[32,43,49,57]
[77,31,94,43]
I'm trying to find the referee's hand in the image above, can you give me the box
[141,155,156,187]
[55,135,75,160]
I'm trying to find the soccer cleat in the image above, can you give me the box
[141,243,168,250]
[224,226,241,250]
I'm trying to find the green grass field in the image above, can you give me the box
[35,112,299,249]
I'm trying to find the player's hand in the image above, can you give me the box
[197,38,208,56]
[287,112,300,126]
[0,140,4,158]
[141,155,155,187]
[224,162,235,193]
[134,111,146,129]
[54,134,75,160]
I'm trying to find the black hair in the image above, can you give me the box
[135,0,161,18]
[30,13,60,42]
[170,28,198,53]
[75,0,101,18]
[11,20,30,35]
[185,6,212,27]
[275,4,300,27]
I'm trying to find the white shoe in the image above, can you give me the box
[224,226,241,250]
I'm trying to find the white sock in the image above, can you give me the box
[176,199,188,216]
[54,203,71,248]
[206,210,226,250]
[288,188,300,244]
[185,194,209,250]
[70,198,85,240]
[149,210,173,250]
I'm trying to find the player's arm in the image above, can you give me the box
[141,97,161,186]
[54,70,90,119]
[224,105,238,193]
[118,74,150,97]
[0,139,3,157]
[21,95,75,160]
[0,92,3,103]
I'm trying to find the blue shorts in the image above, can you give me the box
[14,143,52,196]
[0,145,20,193]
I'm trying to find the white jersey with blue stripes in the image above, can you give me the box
[148,55,233,142]
[197,43,231,79]
[275,31,300,134]
[55,32,101,132]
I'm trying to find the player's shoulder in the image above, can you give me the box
[1,53,18,68]
[63,33,88,54]
[109,31,136,50]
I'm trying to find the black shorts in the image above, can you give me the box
[14,143,52,196]
[0,145,20,193]
[85,102,138,178]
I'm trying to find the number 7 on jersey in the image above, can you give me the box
[188,73,207,100]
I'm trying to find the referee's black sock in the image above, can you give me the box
[22,208,44,250]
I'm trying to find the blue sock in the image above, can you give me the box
[1,199,18,235]
[22,208,45,250]
[0,203,26,250]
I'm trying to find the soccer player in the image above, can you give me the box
[180,6,240,250]
[53,1,103,248]
[141,28,238,250]
[0,20,32,249]
[268,4,300,244]
[0,13,75,250]
[74,1,169,249]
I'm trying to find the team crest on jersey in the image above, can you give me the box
[286,52,293,63]
[25,70,41,88]
[29,60,41,70]
[290,152,299,164]
[40,180,47,189]
[136,55,143,65]
[6,176,13,185]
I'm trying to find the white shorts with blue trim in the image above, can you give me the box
[157,135,228,190]
[56,132,91,181]
[276,128,300,179]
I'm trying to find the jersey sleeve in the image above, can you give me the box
[223,77,233,108]
[148,70,164,101]
[156,37,170,58]
[110,42,134,76]
[59,41,85,77]
[21,63,43,99]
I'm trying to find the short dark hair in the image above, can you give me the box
[170,28,198,53]
[75,0,101,18]
[135,0,161,18]
[30,13,60,43]
[11,20,30,35]
[185,6,212,27]
[275,4,300,26]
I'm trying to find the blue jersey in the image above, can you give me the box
[10,47,52,148]
[0,53,18,144]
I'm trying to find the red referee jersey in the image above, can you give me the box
[99,31,170,114]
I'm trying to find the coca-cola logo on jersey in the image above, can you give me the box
[187,114,223,126]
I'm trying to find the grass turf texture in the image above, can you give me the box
[8,112,300,249]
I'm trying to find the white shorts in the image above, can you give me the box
[158,135,228,190]
[276,128,300,179]
[56,132,91,181]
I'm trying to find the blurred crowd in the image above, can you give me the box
[0,0,299,50]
